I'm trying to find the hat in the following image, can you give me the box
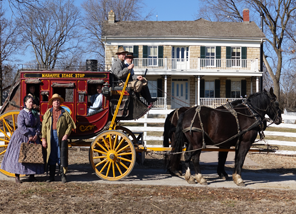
[125,52,134,58]
[116,46,128,55]
[49,94,64,105]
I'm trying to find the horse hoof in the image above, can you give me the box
[219,174,229,180]
[195,174,207,185]
[169,170,182,177]
[187,176,196,184]
[237,182,246,187]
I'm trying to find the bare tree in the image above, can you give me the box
[18,0,82,70]
[197,0,296,101]
[82,0,153,62]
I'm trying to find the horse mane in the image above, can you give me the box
[247,91,270,109]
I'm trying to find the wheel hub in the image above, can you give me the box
[107,150,117,161]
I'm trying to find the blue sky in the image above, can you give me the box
[143,0,201,21]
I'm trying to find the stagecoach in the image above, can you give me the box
[0,69,163,181]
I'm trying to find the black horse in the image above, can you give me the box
[172,88,282,186]
[163,107,190,175]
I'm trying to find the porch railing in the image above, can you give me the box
[200,98,246,108]
[112,58,259,72]
[140,97,165,109]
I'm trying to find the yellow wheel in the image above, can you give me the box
[116,126,138,144]
[0,110,21,177]
[89,130,136,181]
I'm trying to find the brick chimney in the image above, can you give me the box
[243,9,249,22]
[108,10,115,23]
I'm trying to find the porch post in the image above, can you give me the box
[197,75,200,105]
[164,75,167,109]
[256,77,259,92]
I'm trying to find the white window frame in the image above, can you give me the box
[205,81,215,98]
[148,46,158,66]
[123,46,133,53]
[231,47,241,67]
[231,81,241,98]
[205,46,216,67]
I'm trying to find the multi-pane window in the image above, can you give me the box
[206,47,215,67]
[205,81,215,98]
[231,81,241,98]
[148,80,157,97]
[231,47,241,67]
[148,46,157,66]
[123,46,133,53]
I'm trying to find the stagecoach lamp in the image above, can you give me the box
[102,83,110,96]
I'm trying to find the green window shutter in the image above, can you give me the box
[226,79,231,98]
[241,80,246,97]
[215,79,220,98]
[133,46,139,58]
[242,47,247,67]
[157,78,163,97]
[200,46,205,67]
[133,46,139,66]
[200,79,205,98]
[200,46,205,58]
[158,46,163,67]
[143,45,148,66]
[216,46,221,67]
[226,47,231,67]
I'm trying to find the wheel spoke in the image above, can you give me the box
[0,149,6,156]
[95,142,108,153]
[115,138,125,152]
[108,134,112,149]
[119,161,128,170]
[93,148,107,155]
[93,156,106,159]
[113,134,118,150]
[3,119,12,136]
[0,138,10,143]
[117,144,130,153]
[117,156,132,162]
[95,158,107,168]
[112,162,115,177]
[106,161,111,177]
[0,145,8,148]
[12,115,16,131]
[102,137,110,150]
[99,160,110,173]
[0,126,10,140]
[115,162,122,175]
[117,152,132,156]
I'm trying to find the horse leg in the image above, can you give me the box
[233,141,252,187]
[192,150,207,185]
[184,145,195,184]
[217,151,229,180]
[167,133,182,177]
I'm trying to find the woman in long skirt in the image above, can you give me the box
[1,96,44,183]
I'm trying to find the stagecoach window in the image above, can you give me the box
[148,80,157,98]
[231,47,241,67]
[231,81,241,98]
[148,46,157,66]
[205,81,215,98]
[206,47,215,67]
[65,88,74,102]
[79,94,84,102]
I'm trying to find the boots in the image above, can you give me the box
[47,165,56,182]
[29,174,38,182]
[15,174,22,184]
[61,166,67,183]
[140,87,157,108]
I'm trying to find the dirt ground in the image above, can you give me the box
[1,149,296,213]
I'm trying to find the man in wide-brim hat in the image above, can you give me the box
[111,46,133,83]
[42,93,76,183]
[48,93,64,106]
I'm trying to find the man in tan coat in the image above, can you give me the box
[42,94,76,183]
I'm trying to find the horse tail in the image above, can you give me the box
[174,112,185,153]
[163,110,175,147]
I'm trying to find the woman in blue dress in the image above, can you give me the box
[1,96,44,183]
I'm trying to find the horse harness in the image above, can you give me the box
[181,102,266,154]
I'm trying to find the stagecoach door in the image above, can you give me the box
[171,79,190,109]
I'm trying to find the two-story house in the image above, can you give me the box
[102,9,265,109]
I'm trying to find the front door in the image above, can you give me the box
[172,47,189,70]
[171,79,189,108]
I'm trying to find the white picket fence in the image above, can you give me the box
[123,110,296,149]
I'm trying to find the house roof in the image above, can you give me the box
[102,19,265,39]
